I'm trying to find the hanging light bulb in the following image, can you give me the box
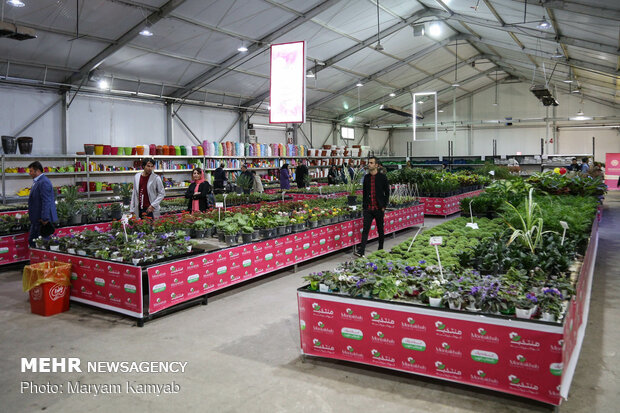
[563,67,573,83]
[7,0,25,7]
[375,0,384,51]
[537,16,551,30]
[389,92,396,97]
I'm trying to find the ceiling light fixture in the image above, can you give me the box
[428,21,441,37]
[375,0,384,51]
[438,109,444,113]
[389,92,396,97]
[7,0,25,7]
[551,48,564,58]
[139,28,153,37]
[237,46,248,52]
[347,117,354,123]
[563,66,573,83]
[537,16,551,30]
[306,70,315,78]
[98,79,109,90]
[356,81,363,87]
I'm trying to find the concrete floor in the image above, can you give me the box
[1,194,619,413]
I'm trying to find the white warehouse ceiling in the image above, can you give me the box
[0,0,618,125]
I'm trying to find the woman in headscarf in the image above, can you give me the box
[280,162,291,190]
[185,168,212,212]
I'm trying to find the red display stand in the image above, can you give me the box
[0,232,30,266]
[29,282,71,316]
[297,217,599,406]
[421,189,484,216]
[30,204,424,325]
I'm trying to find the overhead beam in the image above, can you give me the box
[241,7,435,108]
[370,67,498,123]
[337,54,485,121]
[461,34,619,77]
[431,9,619,56]
[539,0,620,21]
[65,0,187,84]
[169,0,342,99]
[307,34,463,111]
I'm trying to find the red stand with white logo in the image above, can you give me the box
[145,204,424,316]
[297,215,599,406]
[421,189,484,217]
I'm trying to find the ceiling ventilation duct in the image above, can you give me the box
[379,104,424,120]
[530,84,559,106]
[0,21,37,40]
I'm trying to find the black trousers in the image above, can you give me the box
[139,208,154,219]
[28,221,41,248]
[358,209,384,255]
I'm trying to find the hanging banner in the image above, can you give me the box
[270,41,306,124]
[604,153,620,190]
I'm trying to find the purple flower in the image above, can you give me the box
[419,260,426,264]
[470,286,480,295]
[526,293,538,303]
[184,236,191,241]
[356,278,367,288]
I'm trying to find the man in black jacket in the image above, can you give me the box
[295,160,309,188]
[355,156,390,257]
[213,163,227,193]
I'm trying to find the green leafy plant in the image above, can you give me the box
[503,188,554,253]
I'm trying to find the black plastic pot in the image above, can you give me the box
[17,136,33,154]
[1,136,17,154]
[241,232,253,243]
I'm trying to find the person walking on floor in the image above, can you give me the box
[280,162,291,190]
[185,168,212,212]
[580,157,590,173]
[27,161,58,247]
[213,162,227,193]
[252,170,264,193]
[131,158,165,219]
[295,159,309,188]
[327,165,338,185]
[355,156,390,258]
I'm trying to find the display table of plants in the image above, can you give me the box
[298,178,603,406]
[388,169,490,216]
[30,197,424,325]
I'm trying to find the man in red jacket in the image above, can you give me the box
[355,156,390,257]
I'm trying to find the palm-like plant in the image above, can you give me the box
[503,188,554,253]
[343,168,364,195]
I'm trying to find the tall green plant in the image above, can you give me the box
[502,188,554,253]
[343,168,364,195]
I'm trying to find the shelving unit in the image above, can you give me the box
[0,151,375,203]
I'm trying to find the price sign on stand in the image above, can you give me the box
[429,236,444,282]
[121,214,131,242]
[282,191,286,202]
[465,200,479,229]
[215,202,224,221]
[560,220,569,245]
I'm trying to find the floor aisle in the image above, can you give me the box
[0,198,618,413]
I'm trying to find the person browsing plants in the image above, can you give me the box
[131,158,165,219]
[355,156,390,258]
[185,168,212,212]
[27,161,58,247]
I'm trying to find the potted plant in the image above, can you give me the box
[193,219,208,238]
[275,214,288,235]
[203,218,215,238]
[538,287,564,322]
[240,225,254,243]
[236,174,253,195]
[110,202,123,220]
[515,293,538,319]
[223,222,239,245]
[215,220,228,242]
[425,285,445,307]
[56,201,71,227]
[119,183,133,205]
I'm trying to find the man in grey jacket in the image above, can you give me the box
[130,158,165,219]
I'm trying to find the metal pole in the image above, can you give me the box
[11,96,63,137]
[165,101,173,145]
[61,91,68,155]
[174,112,202,145]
